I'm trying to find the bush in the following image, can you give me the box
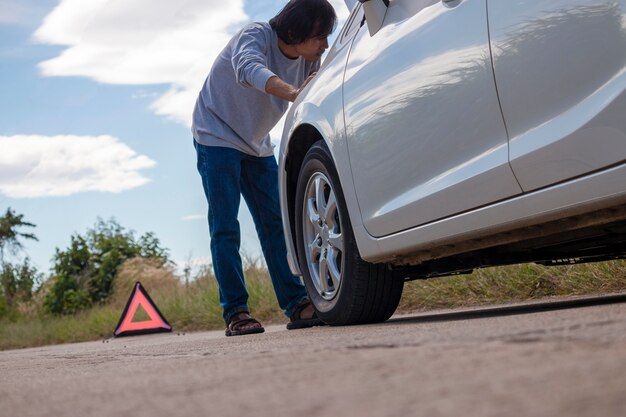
[0,258,41,313]
[60,289,92,315]
[0,293,7,318]
[44,219,170,315]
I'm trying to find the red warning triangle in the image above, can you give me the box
[114,281,172,337]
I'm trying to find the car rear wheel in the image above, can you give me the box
[295,141,404,325]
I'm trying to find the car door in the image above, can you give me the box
[488,0,626,192]
[343,0,522,238]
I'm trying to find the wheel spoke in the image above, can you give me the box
[308,237,321,260]
[328,256,341,289]
[315,178,326,222]
[307,198,320,230]
[328,232,344,252]
[318,253,329,292]
[324,192,337,227]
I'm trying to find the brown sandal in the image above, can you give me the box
[225,312,265,336]
[286,301,324,330]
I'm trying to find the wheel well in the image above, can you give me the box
[285,124,325,262]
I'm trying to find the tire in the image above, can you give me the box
[294,141,404,325]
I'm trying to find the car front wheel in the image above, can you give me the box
[294,141,404,325]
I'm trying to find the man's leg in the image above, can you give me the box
[194,141,250,323]
[240,154,310,318]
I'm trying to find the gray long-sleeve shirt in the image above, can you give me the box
[192,22,319,157]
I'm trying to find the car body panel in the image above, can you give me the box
[362,160,626,263]
[279,0,626,275]
[279,12,375,275]
[343,0,522,238]
[488,0,626,191]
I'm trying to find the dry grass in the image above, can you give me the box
[0,256,286,350]
[1,258,625,350]
[399,260,626,312]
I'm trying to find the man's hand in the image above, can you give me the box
[297,72,317,98]
[265,72,317,102]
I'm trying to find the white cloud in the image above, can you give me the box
[34,0,248,126]
[0,135,155,198]
[32,0,351,127]
[131,90,160,100]
[182,214,206,221]
[174,254,213,278]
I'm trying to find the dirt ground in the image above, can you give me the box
[1,294,626,417]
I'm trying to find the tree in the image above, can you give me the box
[0,208,38,261]
[44,218,170,315]
[0,209,40,316]
[44,235,92,315]
[1,258,41,308]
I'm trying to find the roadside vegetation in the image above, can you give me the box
[1,207,625,351]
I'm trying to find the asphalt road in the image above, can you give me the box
[1,294,626,417]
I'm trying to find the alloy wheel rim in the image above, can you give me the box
[302,172,344,300]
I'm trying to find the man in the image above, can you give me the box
[192,0,337,336]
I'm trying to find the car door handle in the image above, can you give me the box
[442,0,462,7]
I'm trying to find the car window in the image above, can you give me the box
[339,4,365,45]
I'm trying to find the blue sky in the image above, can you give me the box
[0,0,349,274]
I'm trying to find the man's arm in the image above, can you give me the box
[265,73,316,103]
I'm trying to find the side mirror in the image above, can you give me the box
[358,0,389,36]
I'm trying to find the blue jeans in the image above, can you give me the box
[194,140,309,323]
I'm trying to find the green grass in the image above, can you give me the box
[1,258,625,350]
[0,307,119,350]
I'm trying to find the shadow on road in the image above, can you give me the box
[387,293,626,325]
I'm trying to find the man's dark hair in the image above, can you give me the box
[269,0,337,45]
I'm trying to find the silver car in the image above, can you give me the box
[278,0,626,325]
